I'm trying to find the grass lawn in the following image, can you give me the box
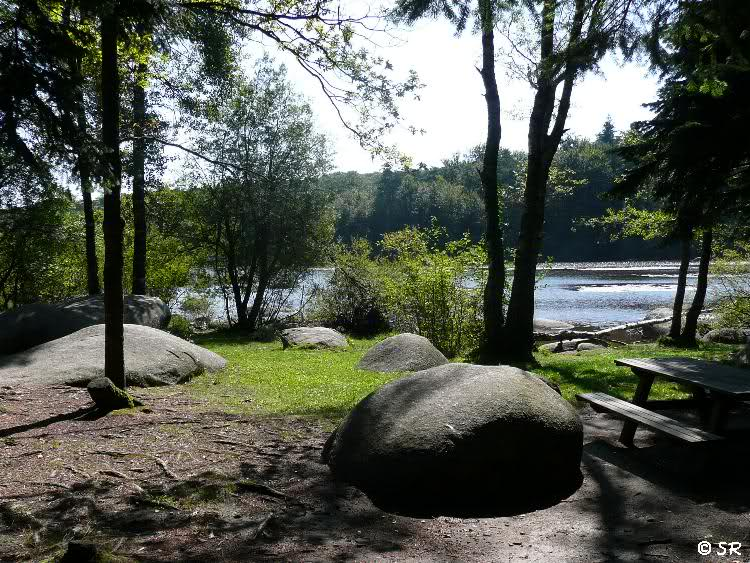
[158,331,740,420]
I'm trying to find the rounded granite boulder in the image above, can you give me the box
[356,333,448,372]
[702,328,750,344]
[280,327,349,350]
[0,324,226,387]
[0,294,170,355]
[322,363,583,516]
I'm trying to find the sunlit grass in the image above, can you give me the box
[156,330,739,420]
[181,331,405,419]
[535,342,738,402]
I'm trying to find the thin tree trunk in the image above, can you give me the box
[501,0,584,362]
[64,4,99,296]
[504,150,551,361]
[681,227,713,345]
[669,235,692,338]
[476,0,505,364]
[226,247,249,327]
[81,168,100,295]
[100,3,125,389]
[73,59,100,295]
[247,273,269,330]
[131,60,148,295]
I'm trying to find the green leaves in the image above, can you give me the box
[378,223,486,357]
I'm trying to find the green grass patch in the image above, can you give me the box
[534,342,737,402]
[180,332,406,419]
[156,330,739,420]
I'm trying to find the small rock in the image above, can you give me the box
[539,339,584,353]
[87,377,139,411]
[735,341,749,368]
[59,541,101,563]
[280,327,348,350]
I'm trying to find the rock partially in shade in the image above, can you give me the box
[0,295,170,355]
[734,340,749,368]
[59,541,103,563]
[280,327,348,350]
[323,363,583,516]
[87,377,139,411]
[356,333,448,372]
[702,328,750,344]
[0,324,226,387]
[539,340,582,353]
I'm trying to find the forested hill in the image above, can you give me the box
[322,124,678,262]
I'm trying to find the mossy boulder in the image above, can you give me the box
[87,377,140,411]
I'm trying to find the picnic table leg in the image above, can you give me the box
[619,371,655,447]
[693,387,711,426]
[708,396,730,434]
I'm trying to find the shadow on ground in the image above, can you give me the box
[3,386,750,562]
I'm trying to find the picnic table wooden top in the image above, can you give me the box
[615,357,750,399]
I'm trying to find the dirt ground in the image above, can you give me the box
[2,385,749,562]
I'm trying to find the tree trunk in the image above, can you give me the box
[73,59,100,295]
[81,172,100,295]
[247,273,269,330]
[100,3,125,389]
[669,235,692,338]
[681,227,713,346]
[131,60,148,295]
[64,4,99,296]
[476,0,505,364]
[503,148,552,361]
[501,0,583,363]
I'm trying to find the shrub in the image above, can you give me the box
[379,223,486,358]
[712,244,750,329]
[310,240,390,336]
[167,315,194,341]
[180,294,213,328]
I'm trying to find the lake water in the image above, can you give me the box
[197,261,736,330]
[534,262,707,329]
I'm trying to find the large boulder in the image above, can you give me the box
[702,328,750,344]
[0,295,170,355]
[280,327,348,350]
[356,333,448,372]
[322,363,583,516]
[533,318,574,334]
[0,324,226,387]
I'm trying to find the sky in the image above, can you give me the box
[272,15,662,174]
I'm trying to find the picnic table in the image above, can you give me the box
[578,357,750,446]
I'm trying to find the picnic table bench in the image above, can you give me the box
[577,357,750,446]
